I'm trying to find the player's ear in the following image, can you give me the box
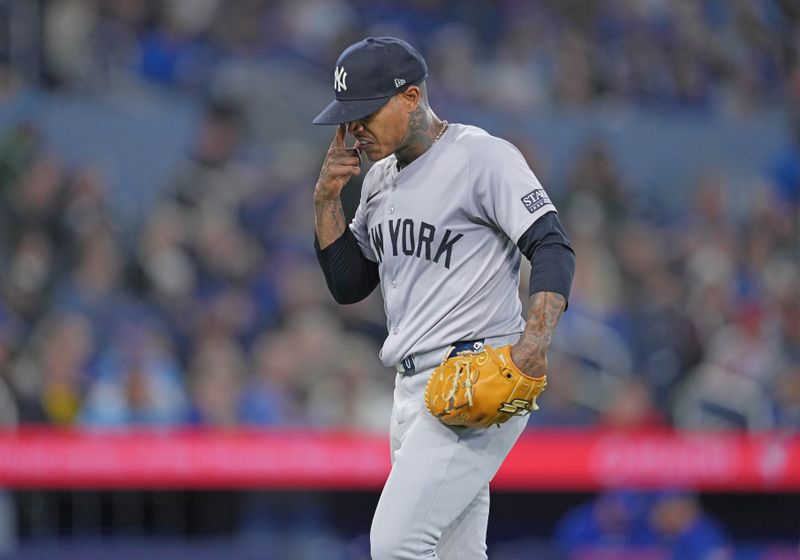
[400,86,421,112]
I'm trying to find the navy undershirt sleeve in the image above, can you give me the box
[314,228,380,304]
[516,211,575,308]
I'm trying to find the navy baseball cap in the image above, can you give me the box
[313,37,428,125]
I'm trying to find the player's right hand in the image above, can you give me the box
[315,124,361,200]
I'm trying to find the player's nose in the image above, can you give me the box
[347,121,364,134]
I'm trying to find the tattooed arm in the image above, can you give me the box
[313,123,379,303]
[510,291,567,378]
[315,198,348,250]
[315,124,361,249]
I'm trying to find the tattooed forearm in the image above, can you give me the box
[510,291,567,377]
[314,123,361,248]
[314,197,347,249]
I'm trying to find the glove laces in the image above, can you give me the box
[444,352,485,411]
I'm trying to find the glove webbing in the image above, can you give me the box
[443,351,486,412]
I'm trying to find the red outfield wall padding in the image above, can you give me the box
[0,428,797,491]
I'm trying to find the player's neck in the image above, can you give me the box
[395,111,446,171]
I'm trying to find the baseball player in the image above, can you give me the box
[312,37,575,559]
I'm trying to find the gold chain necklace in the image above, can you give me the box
[433,120,449,143]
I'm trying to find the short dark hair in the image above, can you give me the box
[207,99,243,126]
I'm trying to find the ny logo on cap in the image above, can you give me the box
[334,66,347,92]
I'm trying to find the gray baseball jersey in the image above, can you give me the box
[349,123,557,367]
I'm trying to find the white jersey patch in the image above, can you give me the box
[349,123,557,367]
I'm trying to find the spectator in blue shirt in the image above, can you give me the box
[646,490,733,560]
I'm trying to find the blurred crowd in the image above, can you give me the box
[553,489,733,560]
[31,0,799,114]
[0,94,396,430]
[0,0,798,434]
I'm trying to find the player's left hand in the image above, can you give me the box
[424,344,547,429]
[509,343,548,379]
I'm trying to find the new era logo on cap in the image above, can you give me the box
[313,37,429,125]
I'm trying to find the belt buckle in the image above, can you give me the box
[449,339,485,358]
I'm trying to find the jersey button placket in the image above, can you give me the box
[386,178,398,336]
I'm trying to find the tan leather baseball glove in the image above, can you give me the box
[424,344,547,429]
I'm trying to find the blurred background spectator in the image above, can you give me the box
[554,489,733,560]
[554,489,655,557]
[646,491,732,560]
